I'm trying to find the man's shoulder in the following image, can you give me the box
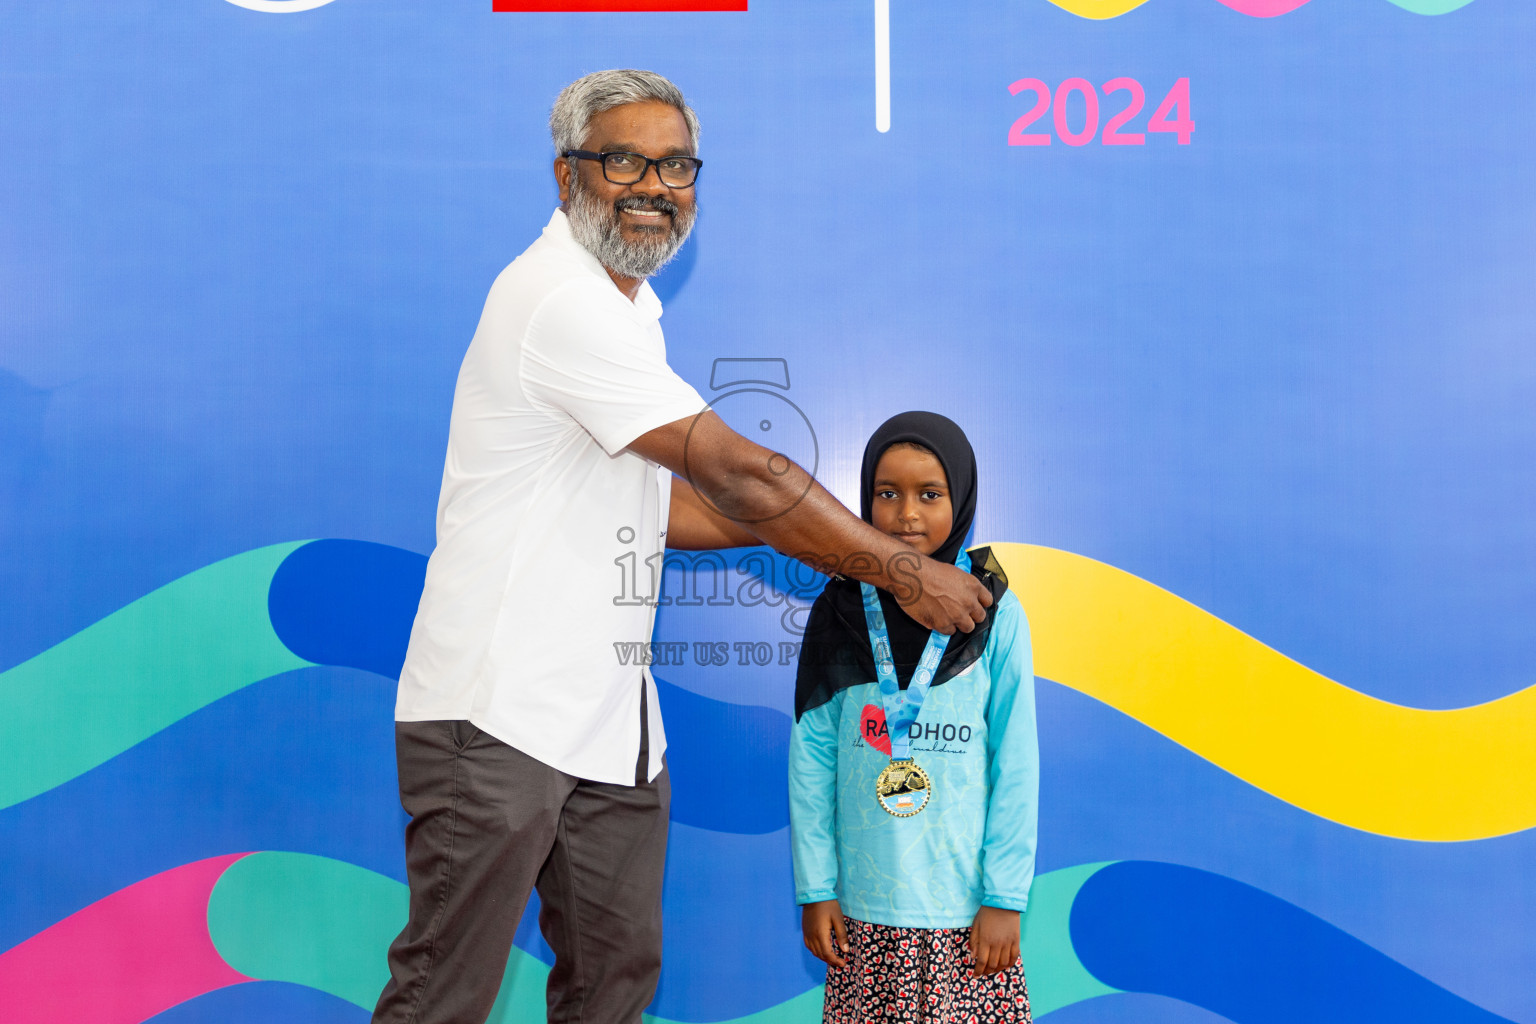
[485,237,623,321]
[490,228,599,293]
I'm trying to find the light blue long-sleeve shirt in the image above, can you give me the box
[789,590,1039,928]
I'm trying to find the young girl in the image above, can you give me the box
[789,411,1038,1023]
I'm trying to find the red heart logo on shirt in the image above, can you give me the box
[861,703,892,756]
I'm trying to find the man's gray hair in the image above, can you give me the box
[550,69,701,156]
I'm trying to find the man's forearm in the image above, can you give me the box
[628,410,989,631]
[690,457,924,598]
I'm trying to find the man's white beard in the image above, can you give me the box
[567,177,696,281]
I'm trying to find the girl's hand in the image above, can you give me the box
[801,900,850,968]
[969,906,1021,978]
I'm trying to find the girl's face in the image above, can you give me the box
[870,445,953,557]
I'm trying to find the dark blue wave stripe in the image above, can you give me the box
[268,540,426,680]
[266,539,791,834]
[1071,861,1518,1024]
[653,680,789,835]
[146,979,365,1024]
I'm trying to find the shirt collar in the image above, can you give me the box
[544,208,663,320]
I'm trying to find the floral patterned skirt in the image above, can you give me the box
[822,916,1032,1024]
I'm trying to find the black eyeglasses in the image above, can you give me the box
[564,150,703,189]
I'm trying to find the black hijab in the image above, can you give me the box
[793,411,1009,720]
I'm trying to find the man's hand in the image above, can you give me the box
[897,557,993,635]
[801,900,849,968]
[969,905,1020,978]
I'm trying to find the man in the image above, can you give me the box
[372,69,991,1024]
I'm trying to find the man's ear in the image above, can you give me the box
[555,156,573,204]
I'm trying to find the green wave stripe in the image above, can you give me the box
[0,543,312,810]
[207,852,1114,1022]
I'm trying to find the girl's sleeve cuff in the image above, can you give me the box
[796,889,838,905]
[982,893,1030,913]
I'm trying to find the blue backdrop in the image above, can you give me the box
[2,2,1533,1023]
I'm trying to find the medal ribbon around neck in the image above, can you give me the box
[860,549,971,761]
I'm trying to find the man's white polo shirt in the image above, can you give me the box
[396,209,707,785]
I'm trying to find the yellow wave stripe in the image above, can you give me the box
[1043,0,1153,18]
[989,543,1536,842]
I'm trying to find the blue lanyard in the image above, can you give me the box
[859,549,971,761]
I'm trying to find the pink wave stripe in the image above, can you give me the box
[1216,0,1312,15]
[0,854,253,1024]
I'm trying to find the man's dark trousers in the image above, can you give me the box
[370,706,669,1024]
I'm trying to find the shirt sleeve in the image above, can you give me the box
[521,282,707,456]
[980,592,1040,912]
[790,688,843,906]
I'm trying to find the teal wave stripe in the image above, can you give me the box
[209,852,412,1012]
[207,852,1109,1022]
[1387,0,1476,12]
[0,543,313,810]
[1021,862,1119,1015]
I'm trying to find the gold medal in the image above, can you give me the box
[875,758,932,817]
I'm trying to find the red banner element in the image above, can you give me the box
[494,1,747,10]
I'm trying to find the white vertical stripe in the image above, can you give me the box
[875,0,891,133]
[224,0,339,11]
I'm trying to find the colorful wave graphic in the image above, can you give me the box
[988,543,1536,841]
[226,0,1477,16]
[0,855,252,1024]
[2,541,1530,1020]
[2,855,1513,1023]
[7,539,1534,841]
[0,542,310,810]
[1042,0,1476,19]
[0,672,812,1020]
[0,540,788,835]
[0,851,838,1024]
[1071,861,1517,1024]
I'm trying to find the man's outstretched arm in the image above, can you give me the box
[631,410,991,634]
